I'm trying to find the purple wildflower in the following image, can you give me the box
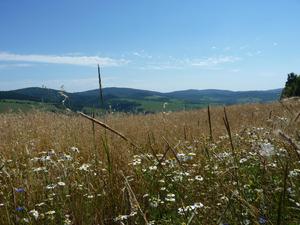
[15,188,25,193]
[259,216,267,224]
[16,206,25,212]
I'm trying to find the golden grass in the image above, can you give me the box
[0,100,299,224]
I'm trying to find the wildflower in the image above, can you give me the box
[259,143,275,157]
[35,202,45,207]
[61,154,73,161]
[195,175,204,181]
[194,202,204,208]
[217,152,231,160]
[244,219,250,225]
[29,209,39,220]
[22,218,30,223]
[16,206,25,212]
[46,184,57,190]
[40,155,51,162]
[132,157,142,166]
[165,193,175,202]
[70,146,79,153]
[149,197,160,208]
[79,163,90,171]
[143,194,149,198]
[58,181,66,186]
[64,218,72,225]
[289,169,300,177]
[259,216,267,224]
[239,158,247,164]
[48,149,56,156]
[178,202,204,215]
[15,187,25,193]
[45,210,56,215]
[149,165,157,171]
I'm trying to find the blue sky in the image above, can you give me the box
[0,0,299,92]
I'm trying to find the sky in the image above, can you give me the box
[0,0,299,92]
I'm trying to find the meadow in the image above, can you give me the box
[0,99,300,225]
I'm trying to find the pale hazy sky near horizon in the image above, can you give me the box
[0,0,299,92]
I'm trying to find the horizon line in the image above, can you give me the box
[2,86,283,94]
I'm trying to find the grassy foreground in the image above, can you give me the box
[0,100,300,224]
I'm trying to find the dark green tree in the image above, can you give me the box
[281,72,300,98]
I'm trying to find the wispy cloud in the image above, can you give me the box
[0,63,33,69]
[187,56,241,67]
[137,55,241,70]
[139,64,183,70]
[132,50,153,59]
[0,51,129,67]
[246,50,262,57]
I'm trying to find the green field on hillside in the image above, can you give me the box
[0,99,60,113]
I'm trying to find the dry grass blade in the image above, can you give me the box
[293,111,300,123]
[78,111,139,148]
[207,105,213,141]
[276,161,289,225]
[162,137,184,169]
[277,130,300,160]
[223,107,235,157]
[279,100,294,116]
[121,171,149,224]
[98,64,104,108]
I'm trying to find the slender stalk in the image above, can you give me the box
[98,64,104,109]
[223,107,235,154]
[91,109,98,163]
[121,171,149,224]
[278,130,300,160]
[78,111,138,148]
[276,161,289,225]
[207,105,213,141]
[223,107,241,196]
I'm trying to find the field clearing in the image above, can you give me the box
[0,100,59,113]
[0,100,300,224]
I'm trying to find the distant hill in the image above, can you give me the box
[166,89,283,104]
[0,87,283,113]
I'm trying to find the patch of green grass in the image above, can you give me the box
[0,99,59,113]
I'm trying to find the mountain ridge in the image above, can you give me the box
[0,87,283,113]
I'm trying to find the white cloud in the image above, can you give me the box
[246,50,262,57]
[132,51,152,59]
[273,42,278,46]
[0,51,129,67]
[0,63,33,69]
[139,64,183,70]
[188,56,241,67]
[137,56,241,71]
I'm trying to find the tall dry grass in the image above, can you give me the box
[0,100,299,224]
